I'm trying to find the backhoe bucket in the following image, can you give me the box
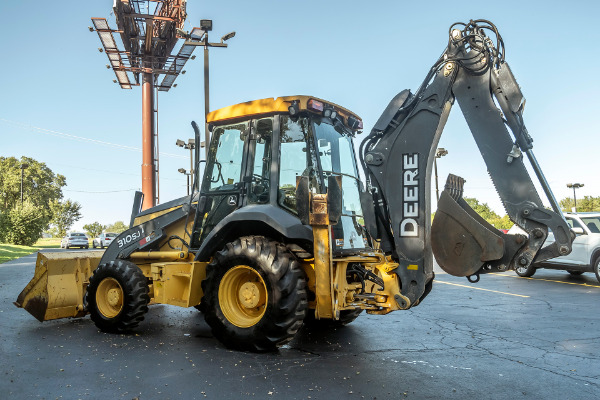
[431,175,504,277]
[15,251,102,322]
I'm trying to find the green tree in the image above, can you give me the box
[0,156,65,217]
[489,214,513,230]
[50,200,82,237]
[464,197,501,220]
[559,196,600,212]
[463,197,513,230]
[0,156,67,243]
[0,201,48,246]
[83,222,106,239]
[106,221,128,234]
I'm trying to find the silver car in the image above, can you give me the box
[92,232,118,249]
[60,232,89,249]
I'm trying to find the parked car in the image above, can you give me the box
[92,232,118,249]
[60,232,89,249]
[513,212,600,282]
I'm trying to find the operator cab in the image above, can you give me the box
[191,96,369,255]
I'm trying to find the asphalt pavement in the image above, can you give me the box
[1,249,598,399]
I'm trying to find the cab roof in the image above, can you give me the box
[207,95,362,129]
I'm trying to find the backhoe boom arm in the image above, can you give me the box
[360,20,572,307]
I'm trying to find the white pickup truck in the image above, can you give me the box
[514,212,600,282]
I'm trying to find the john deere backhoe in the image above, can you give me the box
[16,20,573,351]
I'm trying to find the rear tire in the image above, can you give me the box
[515,263,536,277]
[594,257,600,284]
[567,270,584,276]
[85,260,149,333]
[202,236,307,351]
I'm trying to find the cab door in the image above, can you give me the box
[191,121,250,248]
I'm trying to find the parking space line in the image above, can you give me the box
[489,273,600,288]
[436,280,530,298]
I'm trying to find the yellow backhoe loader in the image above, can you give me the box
[16,20,573,351]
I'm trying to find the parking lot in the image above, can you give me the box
[1,249,599,399]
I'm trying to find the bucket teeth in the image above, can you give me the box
[444,174,465,201]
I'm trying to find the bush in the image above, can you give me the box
[0,201,48,246]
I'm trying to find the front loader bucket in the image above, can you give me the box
[15,251,102,322]
[431,175,504,277]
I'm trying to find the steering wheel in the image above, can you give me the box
[251,174,270,199]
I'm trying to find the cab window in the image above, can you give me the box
[206,123,248,191]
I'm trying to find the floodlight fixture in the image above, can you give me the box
[176,139,186,147]
[566,183,584,189]
[434,148,448,203]
[178,168,187,174]
[200,19,213,31]
[221,31,236,43]
[176,28,190,39]
[436,148,448,158]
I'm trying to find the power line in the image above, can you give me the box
[0,118,187,160]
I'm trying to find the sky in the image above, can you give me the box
[0,0,599,232]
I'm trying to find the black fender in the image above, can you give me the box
[194,204,313,261]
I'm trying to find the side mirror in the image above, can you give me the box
[572,227,585,235]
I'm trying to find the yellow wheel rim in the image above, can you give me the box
[218,265,268,328]
[96,277,124,318]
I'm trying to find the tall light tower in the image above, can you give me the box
[90,0,200,210]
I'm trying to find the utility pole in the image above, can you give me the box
[178,168,191,195]
[178,20,235,154]
[20,163,28,206]
[176,139,196,194]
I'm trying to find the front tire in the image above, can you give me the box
[594,257,600,284]
[85,260,149,333]
[515,263,536,277]
[202,236,307,351]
